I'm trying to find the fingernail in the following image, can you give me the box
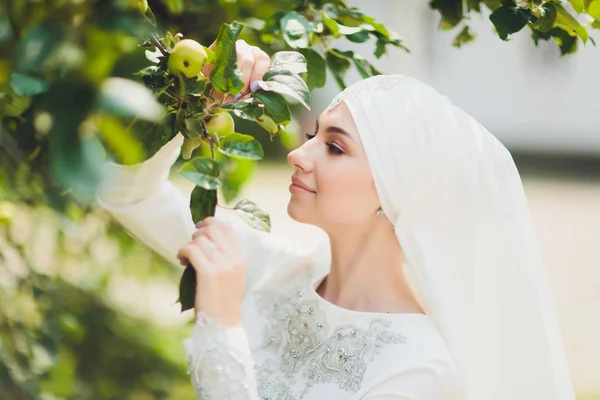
[195,220,202,228]
[250,80,260,92]
[232,93,242,101]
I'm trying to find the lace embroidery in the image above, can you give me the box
[254,285,407,398]
[185,312,257,400]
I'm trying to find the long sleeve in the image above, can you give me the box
[182,312,260,400]
[359,359,462,400]
[95,133,308,294]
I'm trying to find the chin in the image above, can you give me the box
[287,201,312,225]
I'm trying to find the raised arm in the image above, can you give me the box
[96,133,307,293]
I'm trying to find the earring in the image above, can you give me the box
[376,208,384,216]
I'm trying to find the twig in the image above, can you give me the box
[201,120,215,160]
[152,34,168,56]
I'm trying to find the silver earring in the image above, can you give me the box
[376,208,384,216]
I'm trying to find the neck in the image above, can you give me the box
[318,219,424,314]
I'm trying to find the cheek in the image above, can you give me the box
[316,163,376,210]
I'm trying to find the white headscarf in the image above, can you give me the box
[330,75,575,399]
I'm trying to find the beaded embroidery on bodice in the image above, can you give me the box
[252,283,408,399]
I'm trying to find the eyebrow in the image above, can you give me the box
[315,119,354,142]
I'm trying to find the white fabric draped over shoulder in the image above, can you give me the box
[334,75,575,400]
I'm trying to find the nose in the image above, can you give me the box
[287,140,313,172]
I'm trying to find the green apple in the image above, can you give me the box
[205,109,235,137]
[167,39,207,79]
[138,0,148,14]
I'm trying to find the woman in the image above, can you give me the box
[96,41,575,399]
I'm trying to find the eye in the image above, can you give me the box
[327,144,344,155]
[304,133,344,155]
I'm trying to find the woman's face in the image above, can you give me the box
[287,102,381,229]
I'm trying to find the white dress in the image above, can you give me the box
[96,134,462,400]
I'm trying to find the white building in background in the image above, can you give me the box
[310,1,600,156]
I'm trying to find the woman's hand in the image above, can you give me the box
[176,217,247,327]
[202,39,270,98]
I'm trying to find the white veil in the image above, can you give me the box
[331,75,575,399]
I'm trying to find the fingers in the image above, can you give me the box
[236,40,255,93]
[192,222,229,251]
[201,39,270,98]
[177,241,211,272]
[249,45,270,86]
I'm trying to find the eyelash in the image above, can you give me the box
[305,133,344,155]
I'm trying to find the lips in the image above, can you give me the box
[291,176,315,193]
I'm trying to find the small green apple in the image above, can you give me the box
[205,109,235,137]
[138,0,148,14]
[167,39,207,79]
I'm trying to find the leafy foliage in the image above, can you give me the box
[430,0,599,54]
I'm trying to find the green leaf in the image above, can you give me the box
[532,27,579,54]
[258,71,310,109]
[533,2,557,33]
[43,81,104,203]
[217,133,264,160]
[346,30,370,43]
[489,1,532,40]
[300,49,327,90]
[9,73,50,97]
[253,90,291,124]
[96,116,146,165]
[554,1,588,43]
[210,22,244,95]
[360,15,390,39]
[179,265,196,312]
[551,27,579,54]
[15,25,63,74]
[178,157,221,189]
[234,199,271,232]
[165,0,184,14]
[222,99,264,121]
[322,12,340,37]
[569,0,585,13]
[467,0,482,12]
[280,11,312,49]
[375,37,387,58]
[190,186,218,223]
[589,0,600,19]
[220,157,255,203]
[453,25,477,47]
[202,45,216,64]
[184,117,206,140]
[256,114,278,133]
[184,76,208,96]
[98,77,165,122]
[483,0,503,10]
[326,49,352,89]
[351,54,379,79]
[128,113,176,160]
[269,51,308,75]
[430,0,464,29]
[337,24,364,35]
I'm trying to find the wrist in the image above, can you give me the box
[195,309,242,329]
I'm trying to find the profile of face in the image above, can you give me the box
[286,102,381,230]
